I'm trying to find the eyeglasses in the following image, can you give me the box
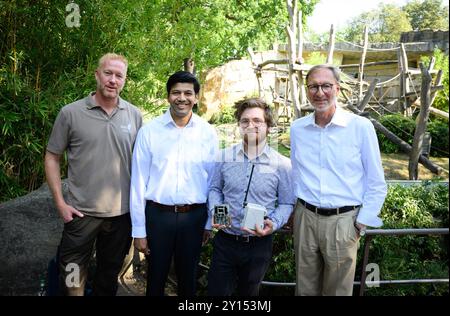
[239,118,266,127]
[306,83,334,94]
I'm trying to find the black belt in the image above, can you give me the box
[298,199,360,216]
[218,230,261,243]
[149,201,205,213]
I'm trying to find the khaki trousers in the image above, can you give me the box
[293,201,360,296]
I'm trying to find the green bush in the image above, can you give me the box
[209,106,236,125]
[377,114,449,157]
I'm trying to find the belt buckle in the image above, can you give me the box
[174,205,185,212]
[242,235,250,243]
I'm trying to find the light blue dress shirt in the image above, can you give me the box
[130,110,219,238]
[290,106,387,227]
[207,143,295,236]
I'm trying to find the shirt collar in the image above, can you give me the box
[306,105,350,128]
[86,92,125,110]
[236,142,271,162]
[162,109,196,127]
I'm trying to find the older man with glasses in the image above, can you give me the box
[290,64,387,296]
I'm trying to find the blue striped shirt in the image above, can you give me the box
[207,143,295,236]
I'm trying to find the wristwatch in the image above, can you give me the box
[355,223,367,237]
[359,228,366,237]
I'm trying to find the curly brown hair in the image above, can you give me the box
[233,97,275,127]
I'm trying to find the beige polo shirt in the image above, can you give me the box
[47,92,142,217]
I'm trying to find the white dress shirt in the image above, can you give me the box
[290,106,387,227]
[130,110,219,237]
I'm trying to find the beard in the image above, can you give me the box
[97,83,120,99]
[313,96,337,113]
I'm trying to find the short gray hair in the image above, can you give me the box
[306,64,340,84]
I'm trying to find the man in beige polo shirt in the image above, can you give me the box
[44,53,142,296]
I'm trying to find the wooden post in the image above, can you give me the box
[408,63,433,180]
[297,9,307,113]
[286,0,301,118]
[297,9,303,63]
[183,58,195,74]
[326,24,335,64]
[430,69,443,107]
[399,43,410,115]
[286,25,301,118]
[248,47,264,97]
[357,78,379,111]
[359,26,369,101]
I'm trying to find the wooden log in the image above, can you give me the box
[399,43,410,114]
[408,63,433,180]
[326,24,335,64]
[346,104,442,175]
[339,60,398,68]
[359,26,369,101]
[430,69,443,107]
[297,10,303,63]
[286,25,301,118]
[357,79,379,111]
[257,59,289,68]
[429,107,449,120]
[247,47,264,97]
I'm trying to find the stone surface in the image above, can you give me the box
[0,182,64,295]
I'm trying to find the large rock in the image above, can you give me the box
[198,59,258,120]
[0,182,64,295]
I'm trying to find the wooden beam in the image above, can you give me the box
[326,24,335,64]
[357,79,379,111]
[359,26,369,101]
[339,60,398,68]
[346,104,442,175]
[286,25,301,118]
[297,9,303,63]
[408,62,433,180]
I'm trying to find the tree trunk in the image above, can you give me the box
[408,63,433,180]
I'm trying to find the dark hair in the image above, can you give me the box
[166,71,200,95]
[233,97,275,128]
[305,64,341,84]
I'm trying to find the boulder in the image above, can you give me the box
[0,182,64,295]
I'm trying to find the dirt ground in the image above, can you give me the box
[381,153,449,180]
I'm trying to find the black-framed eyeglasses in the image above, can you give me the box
[239,118,266,127]
[307,83,334,94]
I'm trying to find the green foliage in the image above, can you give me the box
[421,49,449,112]
[261,183,449,296]
[404,0,449,31]
[361,183,449,296]
[0,0,318,202]
[339,3,412,43]
[377,114,449,157]
[209,106,236,124]
[377,114,416,153]
[337,0,448,43]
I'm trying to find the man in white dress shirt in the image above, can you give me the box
[130,71,218,296]
[290,64,387,296]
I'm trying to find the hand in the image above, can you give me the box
[211,216,227,230]
[241,219,274,237]
[281,213,294,233]
[202,230,212,246]
[134,238,150,256]
[57,202,84,223]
